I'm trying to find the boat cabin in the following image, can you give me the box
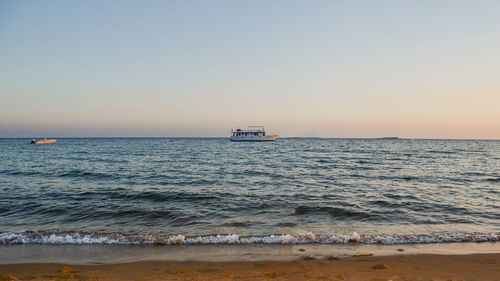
[231,127,266,137]
[230,126,278,142]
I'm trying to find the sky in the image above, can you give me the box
[1,0,499,139]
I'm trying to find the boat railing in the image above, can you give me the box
[232,125,265,133]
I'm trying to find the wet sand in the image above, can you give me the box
[2,242,500,264]
[1,253,499,281]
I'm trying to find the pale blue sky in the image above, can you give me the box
[1,0,499,138]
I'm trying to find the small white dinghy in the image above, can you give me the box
[31,138,57,145]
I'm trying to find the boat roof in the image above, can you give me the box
[233,126,265,132]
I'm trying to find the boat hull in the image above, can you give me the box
[33,139,57,145]
[230,135,278,142]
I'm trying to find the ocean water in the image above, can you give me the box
[0,138,498,245]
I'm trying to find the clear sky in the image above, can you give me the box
[1,0,499,138]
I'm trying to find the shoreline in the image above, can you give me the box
[1,242,499,265]
[1,253,499,281]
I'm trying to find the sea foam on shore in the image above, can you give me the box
[1,231,498,245]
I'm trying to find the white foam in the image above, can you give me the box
[1,231,498,245]
[350,231,361,242]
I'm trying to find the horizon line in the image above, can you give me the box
[1,136,499,141]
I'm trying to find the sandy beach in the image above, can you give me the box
[0,253,498,281]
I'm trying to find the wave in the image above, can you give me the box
[103,190,220,203]
[294,206,373,220]
[485,177,500,183]
[1,231,498,246]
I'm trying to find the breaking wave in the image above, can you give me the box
[1,231,498,246]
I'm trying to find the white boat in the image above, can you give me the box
[230,126,278,142]
[31,138,57,145]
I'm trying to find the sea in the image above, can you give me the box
[0,138,499,246]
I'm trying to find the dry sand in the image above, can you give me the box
[0,253,498,281]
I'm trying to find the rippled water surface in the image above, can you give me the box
[0,138,499,245]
